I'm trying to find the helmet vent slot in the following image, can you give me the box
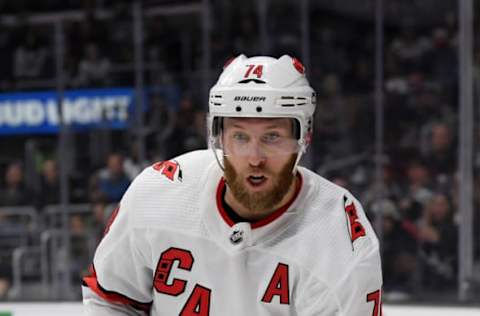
[211,95,223,106]
[296,97,306,105]
[279,96,308,107]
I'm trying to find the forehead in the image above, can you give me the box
[223,117,292,130]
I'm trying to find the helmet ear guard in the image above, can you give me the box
[208,54,316,172]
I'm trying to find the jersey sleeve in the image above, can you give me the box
[334,197,383,316]
[296,194,383,316]
[82,171,154,315]
[333,242,383,316]
[296,244,382,316]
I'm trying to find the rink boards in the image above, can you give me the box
[0,302,479,315]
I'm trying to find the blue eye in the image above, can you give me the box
[262,133,280,144]
[232,132,249,143]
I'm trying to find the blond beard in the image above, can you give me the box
[223,155,297,214]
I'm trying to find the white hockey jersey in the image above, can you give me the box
[82,150,383,316]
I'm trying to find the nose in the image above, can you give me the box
[246,141,266,167]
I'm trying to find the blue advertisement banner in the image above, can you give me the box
[0,88,136,135]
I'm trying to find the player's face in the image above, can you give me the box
[222,118,298,216]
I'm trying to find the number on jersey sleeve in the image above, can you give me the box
[366,289,382,316]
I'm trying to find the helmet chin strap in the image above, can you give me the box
[292,142,306,175]
[210,137,225,171]
[213,149,225,172]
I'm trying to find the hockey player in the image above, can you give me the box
[82,55,383,315]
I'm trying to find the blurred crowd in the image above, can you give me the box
[0,0,479,302]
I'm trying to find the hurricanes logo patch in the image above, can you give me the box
[152,160,183,182]
[343,195,366,248]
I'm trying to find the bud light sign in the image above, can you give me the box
[0,88,137,135]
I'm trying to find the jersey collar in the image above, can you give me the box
[200,161,305,252]
[215,174,303,229]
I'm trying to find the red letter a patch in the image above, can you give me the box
[261,263,290,305]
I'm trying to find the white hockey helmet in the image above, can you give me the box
[208,54,316,170]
